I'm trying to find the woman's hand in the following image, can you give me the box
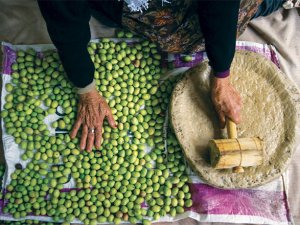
[70,88,117,152]
[211,76,242,128]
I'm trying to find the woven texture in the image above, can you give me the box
[170,50,300,189]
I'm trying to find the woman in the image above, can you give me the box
[38,0,298,151]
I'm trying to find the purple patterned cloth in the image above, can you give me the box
[1,45,16,75]
[173,53,204,68]
[187,183,291,222]
[173,41,281,69]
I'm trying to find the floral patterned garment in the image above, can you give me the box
[122,0,264,54]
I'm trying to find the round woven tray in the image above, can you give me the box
[170,50,300,189]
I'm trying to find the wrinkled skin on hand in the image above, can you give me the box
[211,76,242,128]
[70,89,117,152]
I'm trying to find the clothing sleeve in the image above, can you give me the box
[38,0,94,88]
[197,1,240,78]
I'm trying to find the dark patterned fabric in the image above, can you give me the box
[252,0,284,18]
[122,0,264,54]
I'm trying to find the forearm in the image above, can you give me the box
[56,43,94,88]
[197,1,240,78]
[38,0,94,88]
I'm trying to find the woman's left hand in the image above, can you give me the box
[211,76,242,128]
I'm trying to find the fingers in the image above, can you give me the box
[80,125,88,150]
[217,110,226,129]
[216,101,241,128]
[226,101,242,125]
[95,125,103,149]
[231,108,241,124]
[220,104,241,126]
[86,129,95,152]
[70,118,82,139]
[74,93,116,151]
[106,109,117,129]
[226,113,240,125]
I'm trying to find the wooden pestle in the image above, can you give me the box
[209,118,263,173]
[226,119,244,173]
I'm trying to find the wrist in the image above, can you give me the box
[78,86,101,103]
[76,80,96,95]
[214,69,230,79]
[213,76,230,88]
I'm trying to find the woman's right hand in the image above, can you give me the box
[70,88,117,152]
[211,76,242,128]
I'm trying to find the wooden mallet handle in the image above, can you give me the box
[226,118,244,173]
[226,119,237,139]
